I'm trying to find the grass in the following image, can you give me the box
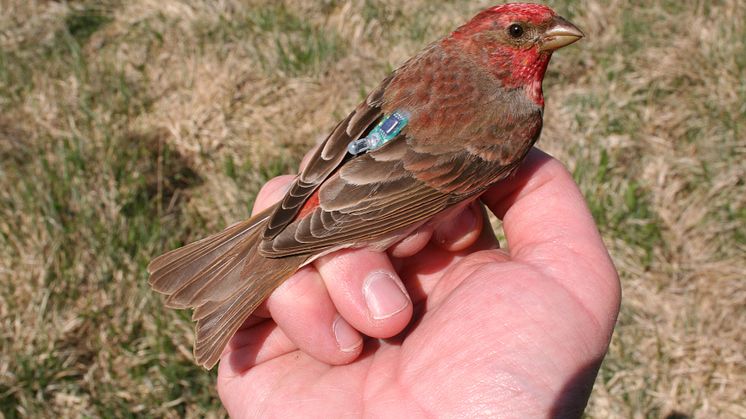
[1,0,744,417]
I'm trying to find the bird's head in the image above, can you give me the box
[448,3,583,105]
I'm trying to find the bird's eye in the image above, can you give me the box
[508,23,524,38]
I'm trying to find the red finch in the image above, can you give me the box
[148,3,583,369]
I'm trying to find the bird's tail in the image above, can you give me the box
[148,208,306,369]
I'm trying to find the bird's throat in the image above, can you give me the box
[450,36,551,107]
[491,48,551,107]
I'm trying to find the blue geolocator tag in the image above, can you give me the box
[348,110,410,155]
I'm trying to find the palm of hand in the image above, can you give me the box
[217,150,620,417]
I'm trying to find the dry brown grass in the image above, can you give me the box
[1,0,744,417]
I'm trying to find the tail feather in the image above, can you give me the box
[193,252,305,369]
[147,207,306,369]
[192,298,221,321]
[148,214,266,294]
[165,237,253,309]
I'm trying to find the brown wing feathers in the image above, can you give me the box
[263,76,393,240]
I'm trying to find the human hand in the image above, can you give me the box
[217,148,620,417]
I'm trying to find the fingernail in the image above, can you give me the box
[333,315,362,352]
[435,205,477,245]
[363,271,410,320]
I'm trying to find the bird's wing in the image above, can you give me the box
[260,42,544,257]
[262,74,393,240]
[258,122,537,257]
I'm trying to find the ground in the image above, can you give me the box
[0,0,744,417]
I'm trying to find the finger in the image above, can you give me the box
[314,248,413,338]
[394,218,501,305]
[220,320,297,376]
[389,200,486,258]
[481,148,620,330]
[252,175,296,215]
[388,225,433,258]
[266,266,363,364]
[432,201,485,252]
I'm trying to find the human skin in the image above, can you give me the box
[216,148,621,418]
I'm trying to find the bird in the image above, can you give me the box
[148,3,584,369]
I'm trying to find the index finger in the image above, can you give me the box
[481,148,620,329]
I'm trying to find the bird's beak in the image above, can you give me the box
[539,16,584,52]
